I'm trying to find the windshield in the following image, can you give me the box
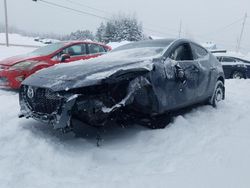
[110,39,173,58]
[107,47,165,59]
[29,42,66,56]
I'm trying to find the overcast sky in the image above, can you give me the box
[1,0,250,51]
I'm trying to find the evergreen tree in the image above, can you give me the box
[65,30,95,41]
[96,15,144,43]
[96,22,106,43]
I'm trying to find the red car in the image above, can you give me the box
[0,41,111,89]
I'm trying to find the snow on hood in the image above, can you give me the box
[23,49,157,91]
[55,47,162,69]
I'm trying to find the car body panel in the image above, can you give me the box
[19,39,224,130]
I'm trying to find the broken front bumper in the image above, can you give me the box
[19,76,152,129]
[19,86,78,129]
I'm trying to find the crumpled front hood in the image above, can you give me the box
[23,54,155,91]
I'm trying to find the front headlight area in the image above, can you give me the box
[9,61,40,83]
[9,60,39,71]
[70,81,130,125]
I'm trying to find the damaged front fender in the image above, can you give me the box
[72,75,153,127]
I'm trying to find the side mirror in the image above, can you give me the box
[175,65,186,83]
[60,54,70,62]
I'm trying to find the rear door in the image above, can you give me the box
[86,43,107,59]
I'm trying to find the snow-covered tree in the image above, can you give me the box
[96,15,144,43]
[96,22,106,43]
[64,30,95,41]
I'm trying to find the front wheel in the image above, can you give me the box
[209,80,225,107]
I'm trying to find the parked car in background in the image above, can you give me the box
[214,53,250,79]
[19,39,225,132]
[40,38,61,44]
[0,41,111,89]
[34,37,40,42]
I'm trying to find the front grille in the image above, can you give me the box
[21,86,62,114]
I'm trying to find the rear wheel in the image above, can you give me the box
[232,71,244,79]
[209,80,225,107]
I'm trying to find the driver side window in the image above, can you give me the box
[52,44,87,60]
[62,44,86,56]
[169,43,193,61]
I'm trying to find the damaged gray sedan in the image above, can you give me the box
[19,39,225,131]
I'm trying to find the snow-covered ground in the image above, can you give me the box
[0,33,44,47]
[0,45,35,60]
[1,44,250,188]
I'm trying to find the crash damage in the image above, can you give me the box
[19,39,225,132]
[19,62,157,131]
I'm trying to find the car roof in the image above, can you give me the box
[57,40,109,47]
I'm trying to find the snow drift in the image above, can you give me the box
[1,42,250,188]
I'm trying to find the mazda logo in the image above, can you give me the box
[27,87,34,99]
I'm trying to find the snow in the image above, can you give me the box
[202,42,217,50]
[107,41,131,49]
[215,51,250,61]
[0,33,44,47]
[0,46,36,60]
[1,43,250,188]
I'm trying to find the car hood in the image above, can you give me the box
[0,54,40,66]
[22,55,156,91]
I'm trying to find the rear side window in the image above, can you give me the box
[191,43,208,59]
[88,44,106,54]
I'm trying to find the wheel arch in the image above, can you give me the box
[217,76,225,84]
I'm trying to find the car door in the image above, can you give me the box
[86,43,107,59]
[52,43,88,63]
[164,42,200,109]
[220,56,237,78]
[190,43,214,100]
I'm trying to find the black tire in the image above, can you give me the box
[209,80,225,107]
[232,71,244,79]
